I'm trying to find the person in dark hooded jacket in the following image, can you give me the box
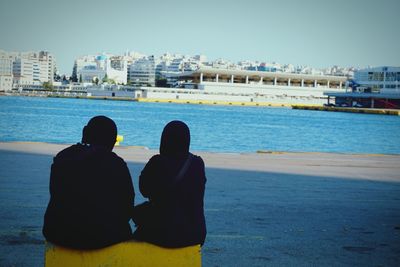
[133,120,207,248]
[43,116,135,249]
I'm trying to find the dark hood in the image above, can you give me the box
[82,116,117,152]
[159,121,190,158]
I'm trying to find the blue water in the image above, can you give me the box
[0,96,399,154]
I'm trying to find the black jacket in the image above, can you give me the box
[133,153,207,247]
[43,144,134,249]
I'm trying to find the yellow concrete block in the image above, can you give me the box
[45,241,201,267]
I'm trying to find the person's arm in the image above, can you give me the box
[124,162,135,206]
[49,159,66,201]
[49,162,57,197]
[139,155,159,199]
[118,161,135,219]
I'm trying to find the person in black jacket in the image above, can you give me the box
[133,120,207,248]
[43,116,135,249]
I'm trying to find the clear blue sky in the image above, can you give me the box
[0,0,399,74]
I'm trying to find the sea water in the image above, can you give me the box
[0,96,399,154]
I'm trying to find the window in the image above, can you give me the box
[386,72,397,81]
[369,72,384,81]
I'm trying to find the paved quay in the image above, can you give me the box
[0,142,399,266]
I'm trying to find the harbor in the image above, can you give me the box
[1,96,400,155]
[2,65,399,113]
[292,105,400,116]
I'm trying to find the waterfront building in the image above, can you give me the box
[171,67,347,95]
[135,67,348,105]
[128,56,155,87]
[155,60,170,78]
[74,54,128,84]
[353,66,400,94]
[164,55,204,86]
[0,55,13,76]
[79,65,106,84]
[9,51,55,86]
[74,55,105,83]
[155,53,174,77]
[0,53,13,91]
[324,66,400,109]
[0,75,13,91]
[37,51,55,83]
[12,58,35,85]
[125,51,145,82]
[73,55,95,81]
[107,56,128,84]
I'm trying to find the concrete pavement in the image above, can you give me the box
[0,142,399,266]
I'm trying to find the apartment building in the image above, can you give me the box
[0,52,13,91]
[128,56,155,87]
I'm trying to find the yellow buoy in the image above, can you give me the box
[115,135,123,146]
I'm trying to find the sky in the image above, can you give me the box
[0,0,399,75]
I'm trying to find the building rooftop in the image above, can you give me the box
[173,67,348,82]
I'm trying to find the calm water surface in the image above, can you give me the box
[0,96,399,154]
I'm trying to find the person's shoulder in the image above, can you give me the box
[146,154,163,166]
[109,151,128,166]
[150,154,162,161]
[54,144,82,159]
[191,153,205,167]
[140,154,163,170]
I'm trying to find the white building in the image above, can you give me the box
[13,58,35,85]
[128,56,155,86]
[0,55,13,76]
[10,51,55,86]
[155,59,171,78]
[172,67,347,98]
[209,58,237,70]
[37,51,55,83]
[74,55,102,83]
[0,53,13,91]
[325,66,400,109]
[75,54,128,84]
[0,75,13,91]
[79,65,106,83]
[353,66,400,94]
[164,55,205,86]
[107,56,128,84]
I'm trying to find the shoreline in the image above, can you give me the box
[1,141,399,182]
[2,140,400,156]
[2,93,399,115]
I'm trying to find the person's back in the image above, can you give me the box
[43,116,135,249]
[133,120,206,247]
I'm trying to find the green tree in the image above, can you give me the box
[71,64,78,82]
[156,77,168,87]
[42,82,54,91]
[92,77,99,85]
[79,74,83,83]
[102,74,109,83]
